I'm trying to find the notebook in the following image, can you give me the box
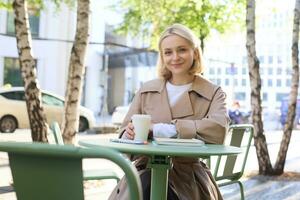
[153,138,204,146]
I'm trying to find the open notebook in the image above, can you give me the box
[153,138,204,146]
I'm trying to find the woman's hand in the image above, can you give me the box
[124,122,135,140]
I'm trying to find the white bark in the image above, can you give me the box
[246,0,273,174]
[62,0,90,144]
[13,0,48,142]
[274,0,300,174]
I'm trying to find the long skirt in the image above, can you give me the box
[108,156,223,200]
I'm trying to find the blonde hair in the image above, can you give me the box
[157,24,205,80]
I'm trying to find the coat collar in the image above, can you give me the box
[140,76,218,101]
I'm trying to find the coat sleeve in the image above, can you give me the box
[117,89,142,138]
[174,87,230,144]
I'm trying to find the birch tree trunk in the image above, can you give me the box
[274,0,300,174]
[62,0,89,144]
[13,0,48,142]
[246,0,273,174]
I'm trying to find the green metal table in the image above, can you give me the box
[79,139,242,200]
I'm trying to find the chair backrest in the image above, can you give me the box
[0,142,142,200]
[50,122,64,145]
[213,124,254,181]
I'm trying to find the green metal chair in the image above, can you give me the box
[0,141,142,200]
[50,122,121,182]
[212,124,254,200]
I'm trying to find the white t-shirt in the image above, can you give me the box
[153,81,192,138]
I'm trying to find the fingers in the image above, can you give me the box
[125,122,135,140]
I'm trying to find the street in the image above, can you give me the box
[0,128,300,200]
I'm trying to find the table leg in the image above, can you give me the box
[148,155,171,200]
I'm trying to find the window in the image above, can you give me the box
[286,79,291,87]
[225,78,229,86]
[234,92,246,101]
[262,93,268,101]
[259,56,264,64]
[242,79,246,86]
[42,94,64,107]
[276,93,289,102]
[209,68,215,75]
[0,91,25,101]
[268,68,273,75]
[268,56,273,64]
[259,68,264,75]
[242,67,247,75]
[217,68,221,74]
[6,8,40,37]
[276,79,281,87]
[277,68,282,75]
[4,57,23,86]
[268,79,272,87]
[234,78,238,86]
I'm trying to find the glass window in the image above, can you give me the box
[268,68,273,75]
[0,91,25,101]
[286,79,291,87]
[234,92,246,101]
[4,57,23,86]
[276,93,289,102]
[6,9,40,37]
[217,68,221,74]
[42,94,64,107]
[263,93,268,101]
[277,68,282,75]
[242,67,247,75]
[276,79,281,87]
[268,56,273,64]
[277,56,282,64]
[209,68,215,75]
[259,68,264,75]
[225,78,229,86]
[259,56,264,64]
[242,79,246,86]
[234,78,238,86]
[268,79,272,87]
[216,79,221,85]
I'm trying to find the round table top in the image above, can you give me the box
[79,139,242,158]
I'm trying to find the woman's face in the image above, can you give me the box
[160,34,196,77]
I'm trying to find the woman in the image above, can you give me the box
[109,23,230,200]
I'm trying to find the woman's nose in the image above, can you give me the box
[172,52,180,60]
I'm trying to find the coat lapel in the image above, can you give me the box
[170,91,194,118]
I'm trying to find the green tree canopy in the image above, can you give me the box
[114,0,245,50]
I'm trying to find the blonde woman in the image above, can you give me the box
[109,24,229,200]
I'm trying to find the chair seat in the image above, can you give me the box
[83,169,120,181]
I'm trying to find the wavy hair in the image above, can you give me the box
[156,24,205,80]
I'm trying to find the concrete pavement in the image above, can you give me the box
[1,129,300,200]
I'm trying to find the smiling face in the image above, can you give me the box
[160,34,196,78]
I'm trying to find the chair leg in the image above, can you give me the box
[237,181,244,200]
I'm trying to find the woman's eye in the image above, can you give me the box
[178,48,187,52]
[164,51,171,55]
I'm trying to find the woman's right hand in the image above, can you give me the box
[123,122,135,140]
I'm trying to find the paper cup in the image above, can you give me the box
[131,114,151,141]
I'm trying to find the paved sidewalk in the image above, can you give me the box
[0,129,300,199]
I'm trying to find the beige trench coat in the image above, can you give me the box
[109,75,230,200]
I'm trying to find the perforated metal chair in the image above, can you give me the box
[50,122,121,182]
[212,124,254,200]
[0,141,142,200]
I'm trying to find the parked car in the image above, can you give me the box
[0,87,95,133]
[111,105,129,125]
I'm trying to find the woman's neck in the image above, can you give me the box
[169,74,194,85]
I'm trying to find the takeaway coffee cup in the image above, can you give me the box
[131,114,151,141]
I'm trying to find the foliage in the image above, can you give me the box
[0,0,75,11]
[114,0,245,50]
